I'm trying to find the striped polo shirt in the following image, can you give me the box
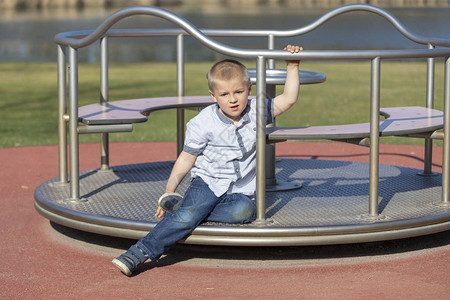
[183,97,274,197]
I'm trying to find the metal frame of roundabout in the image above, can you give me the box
[34,4,450,246]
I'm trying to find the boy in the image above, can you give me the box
[112,45,303,276]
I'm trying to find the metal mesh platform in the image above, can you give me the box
[34,159,450,246]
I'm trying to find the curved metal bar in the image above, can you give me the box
[272,3,450,46]
[54,4,450,54]
[53,5,226,51]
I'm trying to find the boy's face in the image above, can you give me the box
[209,76,251,124]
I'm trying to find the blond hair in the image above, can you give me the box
[207,59,250,91]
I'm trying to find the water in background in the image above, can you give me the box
[1,5,450,62]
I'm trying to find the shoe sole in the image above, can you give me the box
[158,193,183,212]
[112,258,132,276]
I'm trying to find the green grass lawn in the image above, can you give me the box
[0,60,445,148]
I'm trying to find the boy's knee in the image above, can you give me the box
[232,200,256,224]
[173,208,198,229]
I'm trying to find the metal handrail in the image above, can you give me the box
[55,4,450,47]
[54,4,450,59]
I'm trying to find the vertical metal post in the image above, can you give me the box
[68,47,83,201]
[267,34,275,69]
[266,34,277,187]
[255,56,267,224]
[176,34,185,156]
[365,57,384,219]
[265,84,277,188]
[57,45,68,184]
[100,37,110,171]
[438,57,450,206]
[423,44,435,175]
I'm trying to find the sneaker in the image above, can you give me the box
[158,192,183,213]
[112,245,148,276]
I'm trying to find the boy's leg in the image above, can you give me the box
[205,193,256,224]
[136,177,219,262]
[113,177,219,276]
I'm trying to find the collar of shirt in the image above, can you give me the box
[213,103,251,126]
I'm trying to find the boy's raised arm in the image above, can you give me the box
[273,45,303,118]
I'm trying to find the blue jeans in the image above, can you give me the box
[136,177,256,261]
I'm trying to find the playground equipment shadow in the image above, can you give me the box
[1,141,449,299]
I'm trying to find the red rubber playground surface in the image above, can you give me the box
[1,141,449,299]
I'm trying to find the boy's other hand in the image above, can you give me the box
[155,206,166,218]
